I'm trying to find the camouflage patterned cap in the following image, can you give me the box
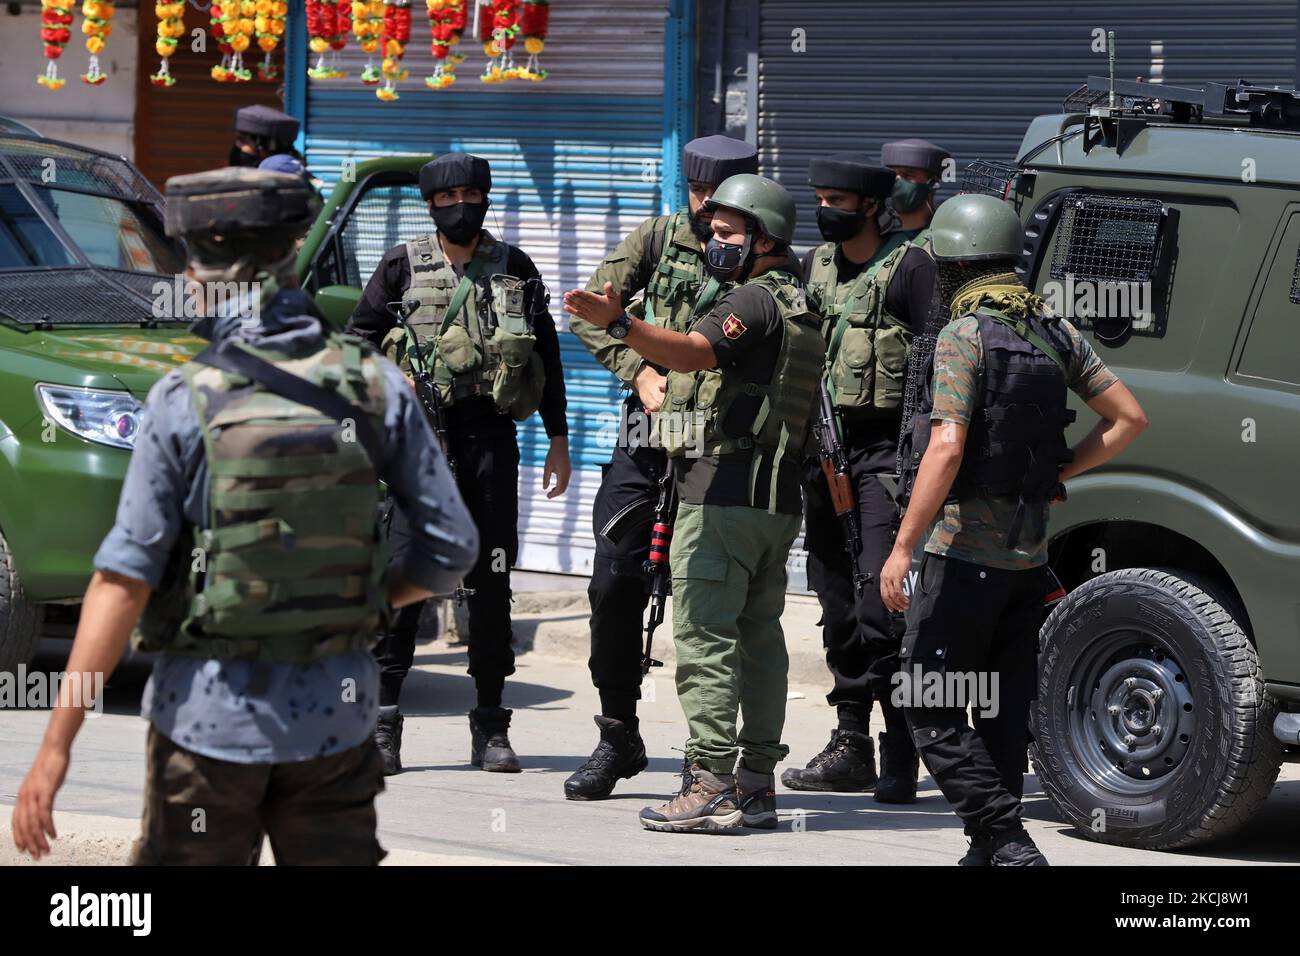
[164,167,319,240]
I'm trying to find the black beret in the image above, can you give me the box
[233,105,300,143]
[683,135,758,185]
[881,138,951,175]
[808,153,895,198]
[419,152,492,199]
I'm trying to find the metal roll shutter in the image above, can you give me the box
[302,1,668,575]
[757,0,1298,252]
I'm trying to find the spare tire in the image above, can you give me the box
[0,529,43,674]
[1031,567,1281,849]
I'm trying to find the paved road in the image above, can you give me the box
[3,640,1298,866]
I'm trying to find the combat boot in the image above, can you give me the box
[991,831,1049,866]
[959,834,994,866]
[374,705,404,776]
[874,731,919,803]
[780,729,878,792]
[469,706,521,773]
[639,762,742,833]
[736,763,778,830]
[563,716,648,800]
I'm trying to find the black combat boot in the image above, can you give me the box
[374,705,403,776]
[959,833,994,866]
[469,706,521,773]
[780,729,878,792]
[874,731,920,803]
[991,831,1049,866]
[563,716,649,800]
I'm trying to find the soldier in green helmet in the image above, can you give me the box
[565,173,824,834]
[564,134,757,802]
[883,193,1147,865]
[10,168,478,864]
[784,153,937,800]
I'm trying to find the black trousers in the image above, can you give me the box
[585,424,663,722]
[901,553,1044,837]
[801,437,907,734]
[374,404,519,709]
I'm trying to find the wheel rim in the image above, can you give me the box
[1067,629,1197,794]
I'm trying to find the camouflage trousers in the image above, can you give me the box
[670,503,801,775]
[130,726,387,865]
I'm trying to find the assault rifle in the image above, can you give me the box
[386,299,475,606]
[812,381,868,596]
[599,458,678,677]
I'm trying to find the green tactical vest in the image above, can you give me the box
[384,230,545,421]
[133,334,390,663]
[641,209,719,333]
[809,230,920,417]
[657,270,825,513]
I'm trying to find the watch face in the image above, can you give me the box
[609,316,630,339]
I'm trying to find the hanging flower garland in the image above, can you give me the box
[376,0,412,101]
[478,0,519,84]
[150,1,186,87]
[80,0,115,85]
[37,0,74,90]
[210,2,234,78]
[307,0,349,79]
[516,0,548,82]
[352,0,385,84]
[255,0,288,80]
[211,1,254,81]
[424,0,467,90]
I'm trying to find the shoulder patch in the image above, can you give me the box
[722,313,747,340]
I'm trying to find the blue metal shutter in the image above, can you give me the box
[302,1,669,574]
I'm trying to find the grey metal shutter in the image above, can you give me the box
[757,0,1299,252]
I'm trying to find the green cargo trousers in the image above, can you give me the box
[670,502,802,775]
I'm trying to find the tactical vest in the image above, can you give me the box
[657,270,825,512]
[898,305,1077,546]
[134,335,390,662]
[642,209,717,333]
[386,231,545,420]
[809,231,916,417]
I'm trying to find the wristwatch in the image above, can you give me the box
[607,313,634,339]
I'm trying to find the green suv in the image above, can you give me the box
[981,78,1300,849]
[0,133,430,672]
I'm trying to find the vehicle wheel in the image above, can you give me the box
[1031,567,1282,850]
[0,530,43,674]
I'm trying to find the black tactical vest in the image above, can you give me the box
[899,306,1076,541]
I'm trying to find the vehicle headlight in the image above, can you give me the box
[35,384,145,450]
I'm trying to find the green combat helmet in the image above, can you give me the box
[705,173,797,244]
[929,193,1023,261]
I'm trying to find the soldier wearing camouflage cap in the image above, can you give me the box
[563,134,758,802]
[782,152,938,801]
[10,168,478,865]
[883,194,1146,865]
[566,173,825,834]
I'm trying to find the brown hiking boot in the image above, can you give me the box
[639,762,742,834]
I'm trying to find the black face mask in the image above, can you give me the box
[816,203,868,243]
[704,236,750,279]
[688,208,714,243]
[229,145,261,168]
[432,199,489,245]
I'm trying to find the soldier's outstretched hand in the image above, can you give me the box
[563,282,623,329]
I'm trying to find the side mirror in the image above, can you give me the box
[314,285,362,329]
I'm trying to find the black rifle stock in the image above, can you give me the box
[386,299,475,606]
[813,381,868,596]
